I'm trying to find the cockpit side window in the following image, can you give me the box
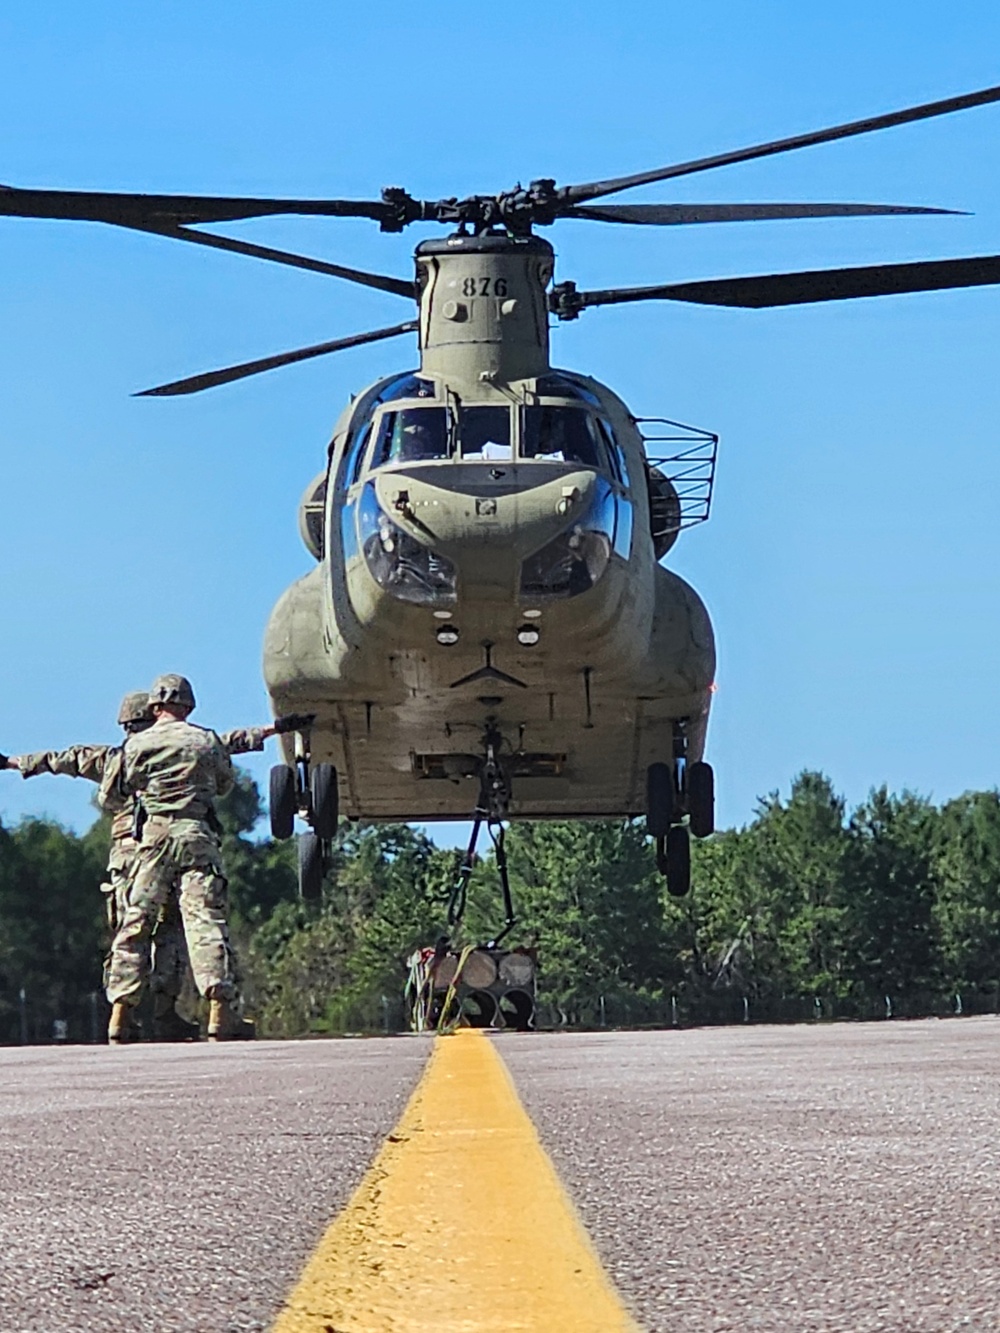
[522,406,609,470]
[347,422,373,487]
[337,372,435,491]
[373,407,450,466]
[596,417,630,489]
[459,405,512,460]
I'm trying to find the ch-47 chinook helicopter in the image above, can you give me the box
[7,82,1000,907]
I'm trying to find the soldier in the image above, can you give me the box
[1,691,304,1041]
[105,673,309,1044]
[109,719,283,1040]
[97,710,280,1041]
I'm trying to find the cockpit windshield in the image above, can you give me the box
[372,407,450,465]
[459,406,511,460]
[361,400,616,474]
[522,406,608,469]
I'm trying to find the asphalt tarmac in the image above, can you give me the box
[1,1019,998,1331]
[503,1018,1000,1332]
[0,1038,430,1333]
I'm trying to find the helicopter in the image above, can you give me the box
[6,81,1000,905]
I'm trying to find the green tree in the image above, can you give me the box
[0,817,106,1042]
[844,787,940,1003]
[690,773,851,1002]
[249,824,453,1035]
[932,790,1000,996]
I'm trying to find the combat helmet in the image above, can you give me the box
[117,691,155,727]
[148,673,196,711]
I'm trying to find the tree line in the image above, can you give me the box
[2,770,1000,1042]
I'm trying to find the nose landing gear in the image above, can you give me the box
[268,723,340,900]
[647,722,714,898]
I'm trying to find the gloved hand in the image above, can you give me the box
[273,712,316,735]
[0,754,10,770]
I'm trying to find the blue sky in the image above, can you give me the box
[2,2,1000,841]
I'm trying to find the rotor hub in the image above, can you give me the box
[380,180,565,237]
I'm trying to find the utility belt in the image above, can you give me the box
[134,803,224,842]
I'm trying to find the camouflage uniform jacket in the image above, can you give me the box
[120,719,235,822]
[99,727,269,836]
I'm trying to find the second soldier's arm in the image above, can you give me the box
[4,744,112,783]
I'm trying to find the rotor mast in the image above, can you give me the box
[414,234,555,385]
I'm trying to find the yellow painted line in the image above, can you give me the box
[272,1029,638,1332]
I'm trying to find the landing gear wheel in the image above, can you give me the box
[310,763,339,840]
[298,831,325,901]
[688,761,715,838]
[658,825,691,898]
[269,765,296,841]
[646,762,676,839]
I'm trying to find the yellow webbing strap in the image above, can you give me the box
[436,942,476,1033]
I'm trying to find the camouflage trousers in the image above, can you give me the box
[106,817,235,1006]
[101,838,190,998]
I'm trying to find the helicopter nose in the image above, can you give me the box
[370,464,602,564]
[358,464,620,608]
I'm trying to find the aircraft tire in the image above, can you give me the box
[269,765,296,841]
[646,762,676,838]
[310,763,339,839]
[688,761,715,838]
[664,825,691,898]
[298,831,325,901]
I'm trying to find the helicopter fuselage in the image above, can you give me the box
[263,234,715,820]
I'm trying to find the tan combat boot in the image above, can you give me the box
[152,993,201,1043]
[207,997,256,1042]
[107,1001,140,1045]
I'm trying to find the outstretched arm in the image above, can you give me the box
[219,726,275,756]
[2,744,112,782]
[219,714,315,756]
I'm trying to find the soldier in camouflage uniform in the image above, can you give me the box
[2,690,293,1042]
[106,673,311,1044]
[104,720,279,1040]
[98,713,278,1040]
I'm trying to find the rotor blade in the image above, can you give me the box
[0,183,388,227]
[123,222,414,298]
[562,201,964,226]
[569,254,1000,311]
[560,82,1000,204]
[135,320,418,397]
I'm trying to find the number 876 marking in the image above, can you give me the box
[462,276,509,297]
